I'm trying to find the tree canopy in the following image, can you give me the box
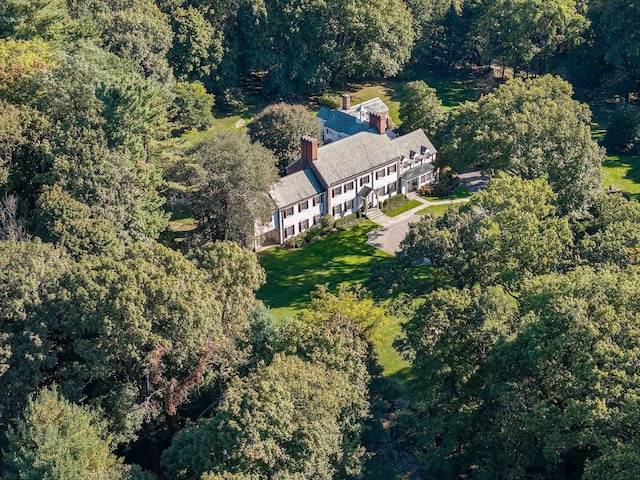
[248,103,322,175]
[178,130,278,248]
[443,75,604,216]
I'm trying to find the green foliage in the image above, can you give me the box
[162,354,367,480]
[34,184,122,258]
[170,81,214,132]
[444,75,604,216]
[320,214,335,230]
[97,74,169,154]
[0,0,70,41]
[0,39,54,101]
[178,130,278,248]
[317,93,342,110]
[284,232,305,249]
[403,267,640,477]
[248,103,322,175]
[398,81,446,136]
[168,6,223,82]
[237,0,414,97]
[577,193,640,267]
[334,213,362,230]
[2,386,125,480]
[477,0,588,73]
[0,240,69,430]
[400,174,573,289]
[51,242,241,442]
[591,0,640,77]
[605,102,640,155]
[189,241,266,328]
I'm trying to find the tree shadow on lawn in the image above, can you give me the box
[257,222,392,311]
[603,154,640,199]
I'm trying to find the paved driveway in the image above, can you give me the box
[367,197,469,255]
[367,213,420,255]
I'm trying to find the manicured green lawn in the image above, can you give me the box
[349,84,402,125]
[404,65,483,110]
[421,186,471,202]
[385,199,422,217]
[417,202,463,216]
[257,221,392,317]
[602,154,640,198]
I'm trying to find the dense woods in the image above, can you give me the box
[1,0,640,479]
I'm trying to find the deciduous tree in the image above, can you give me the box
[2,387,126,480]
[444,75,604,216]
[248,103,322,175]
[398,80,446,136]
[180,130,278,248]
[400,174,573,290]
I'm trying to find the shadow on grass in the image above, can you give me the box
[257,221,392,313]
[603,154,640,199]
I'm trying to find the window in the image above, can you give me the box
[313,214,321,225]
[344,181,354,192]
[376,168,386,180]
[299,219,309,231]
[387,182,397,194]
[283,206,294,218]
[420,174,428,183]
[387,164,397,174]
[332,204,343,216]
[332,186,342,197]
[298,200,309,212]
[344,199,354,210]
[313,194,323,206]
[359,175,370,187]
[377,187,385,196]
[284,225,295,237]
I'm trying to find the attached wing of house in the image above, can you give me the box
[257,112,439,246]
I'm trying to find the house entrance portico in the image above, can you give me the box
[400,163,438,195]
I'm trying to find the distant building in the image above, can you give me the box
[257,110,438,246]
[317,94,396,143]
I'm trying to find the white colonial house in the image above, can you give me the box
[317,94,395,143]
[258,110,438,246]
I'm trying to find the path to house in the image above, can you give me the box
[367,197,469,255]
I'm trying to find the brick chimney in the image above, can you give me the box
[288,135,319,174]
[369,111,386,135]
[342,94,351,110]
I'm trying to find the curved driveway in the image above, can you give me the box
[367,198,468,255]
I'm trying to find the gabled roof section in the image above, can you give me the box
[317,107,371,136]
[269,166,324,209]
[349,97,389,116]
[292,129,436,186]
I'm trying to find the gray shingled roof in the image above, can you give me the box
[308,129,436,186]
[317,107,371,136]
[400,162,435,180]
[269,166,324,208]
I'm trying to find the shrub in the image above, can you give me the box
[335,213,361,230]
[420,182,452,197]
[321,214,335,230]
[285,232,306,248]
[380,194,408,213]
[305,225,322,242]
[317,93,342,110]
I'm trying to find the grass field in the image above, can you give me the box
[421,186,471,202]
[589,101,640,198]
[385,199,423,217]
[602,154,640,198]
[417,202,462,216]
[257,221,392,317]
